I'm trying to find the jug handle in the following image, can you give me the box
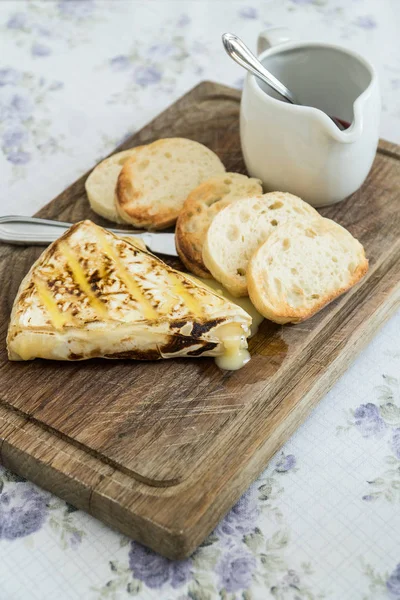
[257,27,296,55]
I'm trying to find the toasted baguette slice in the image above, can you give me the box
[7,220,251,368]
[116,138,226,230]
[85,148,143,223]
[248,218,368,324]
[176,173,263,278]
[202,192,319,296]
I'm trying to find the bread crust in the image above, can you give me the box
[202,192,320,297]
[116,154,176,229]
[85,148,143,224]
[248,260,368,324]
[175,174,262,277]
[115,138,225,230]
[247,219,369,324]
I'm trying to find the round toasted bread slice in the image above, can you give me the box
[85,148,143,223]
[116,138,226,230]
[202,192,320,297]
[247,218,368,324]
[175,173,263,278]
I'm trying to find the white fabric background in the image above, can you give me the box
[0,1,399,599]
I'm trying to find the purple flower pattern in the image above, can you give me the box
[6,12,29,30]
[275,454,296,473]
[238,7,258,19]
[0,484,48,540]
[2,126,27,148]
[0,68,21,87]
[57,0,95,19]
[362,494,375,502]
[128,542,192,589]
[4,0,99,61]
[387,564,400,599]
[353,15,377,30]
[6,150,31,165]
[216,487,259,537]
[177,14,190,28]
[0,67,64,167]
[36,26,52,38]
[0,89,33,164]
[69,531,83,548]
[354,403,386,438]
[31,42,52,57]
[217,545,256,592]
[0,92,33,122]
[339,376,400,506]
[148,43,179,60]
[392,428,400,459]
[133,66,162,87]
[109,55,132,72]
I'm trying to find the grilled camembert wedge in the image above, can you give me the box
[7,221,252,369]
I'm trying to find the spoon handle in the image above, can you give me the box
[222,32,296,104]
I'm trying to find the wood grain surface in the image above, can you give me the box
[0,81,399,558]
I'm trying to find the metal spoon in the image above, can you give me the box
[222,32,346,130]
[222,32,296,104]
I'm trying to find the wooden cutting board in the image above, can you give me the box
[0,82,399,559]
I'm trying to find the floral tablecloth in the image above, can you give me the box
[1,1,400,599]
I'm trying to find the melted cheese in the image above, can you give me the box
[214,322,251,371]
[186,276,264,370]
[11,333,58,361]
[216,346,251,371]
[189,276,264,338]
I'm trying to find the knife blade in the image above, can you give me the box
[0,216,178,257]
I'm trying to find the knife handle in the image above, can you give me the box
[0,215,144,245]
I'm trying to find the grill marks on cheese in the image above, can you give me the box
[165,273,205,317]
[32,227,216,330]
[34,278,69,329]
[94,229,158,321]
[58,241,109,320]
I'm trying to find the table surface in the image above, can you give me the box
[1,1,399,599]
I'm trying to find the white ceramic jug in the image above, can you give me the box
[240,29,381,207]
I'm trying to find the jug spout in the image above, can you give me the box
[323,108,363,144]
[325,79,381,145]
